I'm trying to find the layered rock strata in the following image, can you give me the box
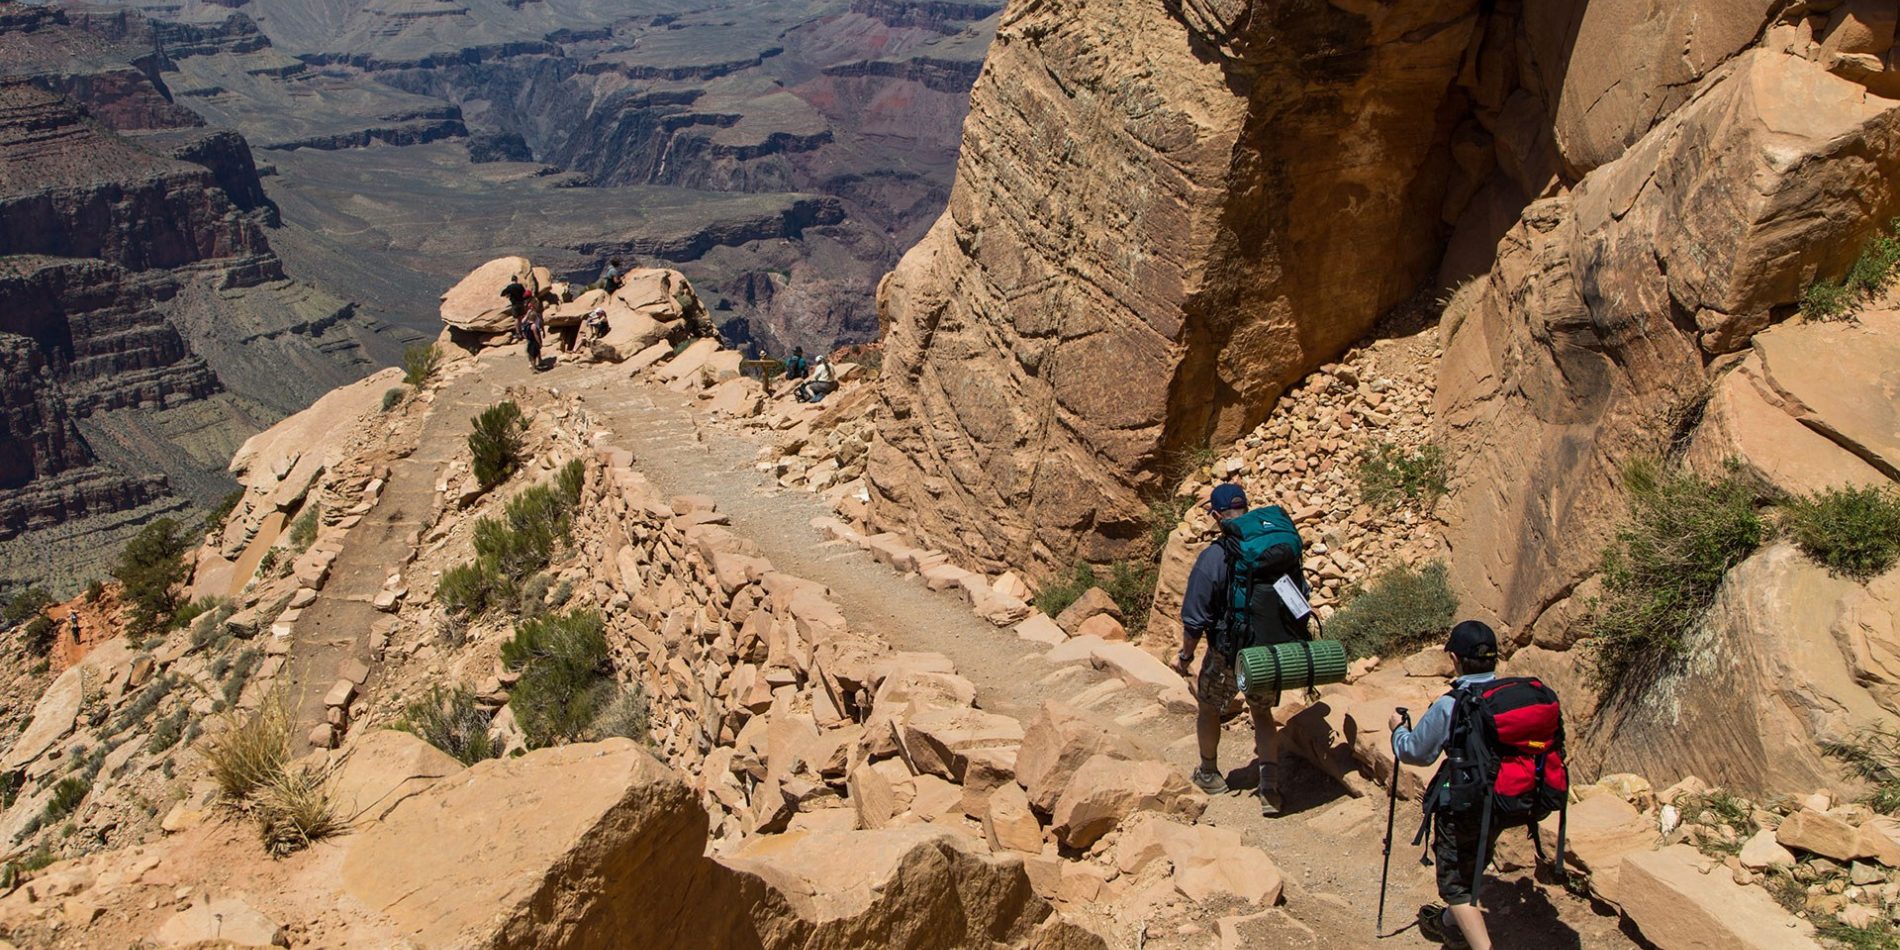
[867,0,1485,573]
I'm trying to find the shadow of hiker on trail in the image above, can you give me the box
[1476,875,1589,950]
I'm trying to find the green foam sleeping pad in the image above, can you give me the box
[1236,640,1349,696]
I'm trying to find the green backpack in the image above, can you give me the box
[1216,506,1308,657]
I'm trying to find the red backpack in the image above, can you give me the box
[1416,676,1570,894]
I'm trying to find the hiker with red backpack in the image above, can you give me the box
[1171,483,1311,817]
[1388,620,1569,949]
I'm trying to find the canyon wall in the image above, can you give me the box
[0,7,408,593]
[867,0,1484,573]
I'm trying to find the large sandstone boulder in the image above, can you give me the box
[441,256,535,333]
[1015,702,1144,814]
[1049,755,1206,848]
[866,0,1485,574]
[340,740,1070,948]
[325,728,465,824]
[1617,845,1820,949]
[1,663,83,771]
[1582,545,1900,796]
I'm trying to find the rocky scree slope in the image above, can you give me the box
[0,5,412,595]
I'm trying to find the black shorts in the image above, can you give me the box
[1433,809,1505,906]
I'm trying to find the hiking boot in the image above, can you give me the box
[1258,786,1284,818]
[1189,766,1225,794]
[1417,905,1470,949]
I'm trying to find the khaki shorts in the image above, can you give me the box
[1197,648,1278,710]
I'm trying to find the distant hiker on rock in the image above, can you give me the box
[1389,620,1568,950]
[795,354,836,403]
[501,275,529,319]
[784,346,810,381]
[521,300,547,372]
[1171,482,1308,817]
[600,257,625,293]
[585,307,610,344]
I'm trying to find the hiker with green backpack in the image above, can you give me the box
[1171,483,1311,817]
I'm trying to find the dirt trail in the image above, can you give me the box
[290,351,1634,948]
[284,360,530,749]
[570,363,1639,950]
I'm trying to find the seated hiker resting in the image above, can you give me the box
[1390,620,1568,950]
[783,346,809,380]
[794,354,836,403]
[1171,483,1310,818]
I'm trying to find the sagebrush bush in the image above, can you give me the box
[504,609,611,748]
[1033,562,1095,619]
[255,765,344,857]
[557,458,585,507]
[401,343,441,387]
[170,596,228,633]
[114,517,191,636]
[203,698,291,800]
[22,615,57,657]
[288,503,320,552]
[588,684,652,743]
[42,777,89,822]
[147,708,190,754]
[1355,441,1448,508]
[1783,485,1900,579]
[437,561,495,617]
[1328,561,1459,660]
[1586,460,1765,689]
[222,649,262,707]
[395,685,498,765]
[381,388,405,412]
[438,477,577,618]
[469,401,527,490]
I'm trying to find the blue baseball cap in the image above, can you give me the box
[1209,483,1248,512]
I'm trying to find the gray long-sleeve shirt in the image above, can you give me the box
[1179,543,1230,639]
[1391,672,1496,766]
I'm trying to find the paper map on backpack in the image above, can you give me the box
[1274,575,1312,620]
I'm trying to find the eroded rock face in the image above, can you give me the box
[1437,47,1900,635]
[867,0,1484,573]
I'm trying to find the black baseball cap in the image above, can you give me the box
[1445,620,1498,660]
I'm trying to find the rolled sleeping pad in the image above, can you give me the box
[1236,639,1349,697]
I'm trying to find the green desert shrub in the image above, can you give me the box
[1355,441,1448,508]
[1033,561,1157,634]
[556,458,585,508]
[4,586,53,628]
[199,489,243,538]
[221,649,263,708]
[1328,561,1459,660]
[437,561,495,617]
[503,609,611,748]
[288,502,320,552]
[394,685,499,765]
[22,615,58,658]
[381,387,405,412]
[1783,485,1900,580]
[170,596,228,633]
[1586,460,1765,689]
[438,479,577,618]
[114,518,192,636]
[1033,562,1096,619]
[42,777,89,822]
[469,401,527,490]
[147,708,190,754]
[1802,218,1900,321]
[401,343,442,387]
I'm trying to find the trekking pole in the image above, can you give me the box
[1377,707,1411,936]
